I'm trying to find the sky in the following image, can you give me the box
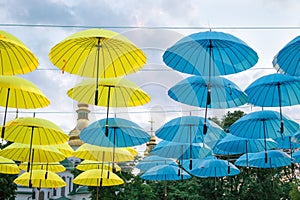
[0,0,299,150]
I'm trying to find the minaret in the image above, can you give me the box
[68,102,90,150]
[144,119,157,156]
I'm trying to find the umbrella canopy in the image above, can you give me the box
[190,158,240,178]
[214,134,277,155]
[141,164,191,181]
[73,169,124,186]
[0,143,66,163]
[291,131,300,143]
[292,150,300,163]
[162,30,258,76]
[168,75,248,108]
[73,143,134,162]
[229,110,299,139]
[52,143,74,157]
[0,156,20,174]
[234,153,256,167]
[247,150,291,168]
[274,136,300,150]
[0,30,38,75]
[245,73,300,133]
[76,160,121,172]
[49,28,146,78]
[273,35,300,76]
[136,155,177,171]
[155,116,226,144]
[151,140,212,160]
[181,156,217,172]
[79,117,150,147]
[14,169,66,188]
[19,162,66,173]
[2,117,69,145]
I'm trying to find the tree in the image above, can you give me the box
[222,110,245,132]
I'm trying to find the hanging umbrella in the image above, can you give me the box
[19,162,66,173]
[52,143,74,157]
[151,140,212,169]
[245,73,300,134]
[292,150,300,163]
[76,160,121,172]
[49,28,146,78]
[214,133,277,155]
[273,35,300,76]
[136,155,177,171]
[0,156,19,174]
[156,116,226,144]
[234,153,256,167]
[291,131,300,143]
[181,156,217,172]
[190,158,240,178]
[0,76,50,139]
[67,77,150,135]
[141,164,191,198]
[247,150,291,168]
[0,30,38,75]
[79,117,150,147]
[163,30,258,76]
[73,143,134,162]
[14,169,66,188]
[168,76,248,134]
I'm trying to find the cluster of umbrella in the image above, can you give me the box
[0,27,299,199]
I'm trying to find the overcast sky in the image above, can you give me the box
[0,0,299,140]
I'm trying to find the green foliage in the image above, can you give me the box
[222,110,245,131]
[0,173,17,200]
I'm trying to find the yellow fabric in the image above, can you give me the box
[67,77,150,107]
[14,169,66,188]
[126,147,138,156]
[0,76,50,108]
[3,117,68,145]
[0,30,38,75]
[19,162,66,173]
[73,143,134,162]
[73,169,124,186]
[76,160,121,172]
[49,28,146,78]
[52,143,74,157]
[0,156,20,174]
[0,143,66,162]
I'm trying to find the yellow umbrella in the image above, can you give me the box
[0,30,38,75]
[67,77,150,135]
[52,143,74,157]
[73,143,134,162]
[73,169,124,186]
[76,160,121,172]
[19,162,66,173]
[0,76,50,139]
[14,169,66,188]
[0,143,65,163]
[2,117,68,145]
[49,28,146,78]
[126,147,138,156]
[0,155,19,174]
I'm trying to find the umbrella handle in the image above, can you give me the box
[265,152,268,163]
[189,159,192,170]
[280,121,284,134]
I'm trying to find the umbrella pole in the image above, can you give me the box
[27,126,35,172]
[1,88,10,141]
[94,38,101,105]
[29,148,35,188]
[277,83,284,134]
[189,125,193,170]
[245,140,249,175]
[112,127,116,173]
[105,86,111,137]
[263,120,268,163]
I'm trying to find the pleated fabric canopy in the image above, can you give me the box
[0,156,20,174]
[0,30,38,75]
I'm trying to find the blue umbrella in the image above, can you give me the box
[247,150,291,168]
[245,73,300,133]
[275,136,300,150]
[291,131,300,143]
[79,117,150,147]
[136,155,177,171]
[151,140,212,170]
[181,156,217,173]
[163,31,258,76]
[155,116,226,144]
[292,150,300,163]
[190,158,240,178]
[214,134,277,155]
[235,153,256,167]
[273,35,300,76]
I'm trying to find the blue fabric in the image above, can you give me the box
[229,110,299,139]
[274,136,300,149]
[245,73,300,107]
[136,155,177,171]
[273,35,300,76]
[247,150,291,168]
[163,31,258,76]
[151,140,212,160]
[79,117,150,147]
[214,134,277,155]
[168,75,248,108]
[190,158,240,177]
[141,164,191,181]
[155,116,226,144]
